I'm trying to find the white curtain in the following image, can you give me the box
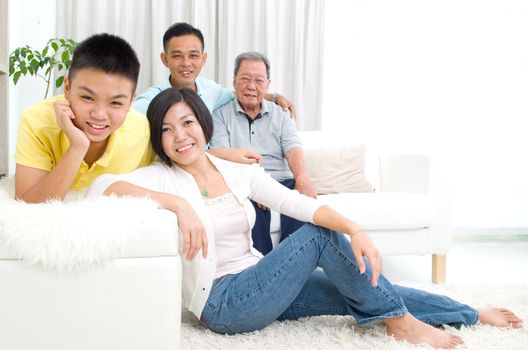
[216,0,324,129]
[55,0,217,95]
[55,0,324,129]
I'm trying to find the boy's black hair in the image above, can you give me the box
[68,33,140,90]
[163,22,205,52]
[147,88,213,167]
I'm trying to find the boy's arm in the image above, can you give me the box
[15,146,86,202]
[15,100,90,202]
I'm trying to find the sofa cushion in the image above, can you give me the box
[304,145,374,195]
[317,192,431,230]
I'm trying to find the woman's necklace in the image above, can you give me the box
[195,167,211,197]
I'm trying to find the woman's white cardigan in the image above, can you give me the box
[88,154,321,318]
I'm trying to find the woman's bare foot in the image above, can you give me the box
[478,308,524,328]
[385,313,463,349]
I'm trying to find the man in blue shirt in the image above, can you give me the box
[209,52,316,255]
[134,23,295,116]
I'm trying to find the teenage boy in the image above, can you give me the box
[15,33,154,203]
[133,22,296,117]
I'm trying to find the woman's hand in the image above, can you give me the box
[349,230,382,287]
[172,197,208,261]
[312,205,382,287]
[100,183,209,261]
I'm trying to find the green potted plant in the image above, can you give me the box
[9,38,78,99]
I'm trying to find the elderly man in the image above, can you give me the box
[209,52,316,255]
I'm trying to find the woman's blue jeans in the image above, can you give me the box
[200,224,479,334]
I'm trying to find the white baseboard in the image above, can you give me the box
[452,227,528,243]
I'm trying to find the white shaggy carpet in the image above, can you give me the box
[180,284,528,350]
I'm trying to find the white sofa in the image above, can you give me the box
[0,181,182,350]
[271,131,450,283]
[0,131,449,349]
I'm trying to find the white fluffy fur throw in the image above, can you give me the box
[0,179,160,271]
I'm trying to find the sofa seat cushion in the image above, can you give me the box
[316,192,431,231]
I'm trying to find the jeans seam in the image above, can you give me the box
[289,302,346,314]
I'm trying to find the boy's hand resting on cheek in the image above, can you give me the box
[54,99,90,152]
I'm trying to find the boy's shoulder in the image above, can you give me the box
[21,95,65,128]
[115,107,150,138]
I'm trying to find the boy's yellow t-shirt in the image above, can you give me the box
[15,96,155,190]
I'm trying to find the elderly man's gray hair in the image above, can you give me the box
[234,52,271,79]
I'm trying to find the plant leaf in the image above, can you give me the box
[13,71,21,85]
[61,51,70,62]
[55,76,65,88]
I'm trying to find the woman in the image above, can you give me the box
[88,88,522,349]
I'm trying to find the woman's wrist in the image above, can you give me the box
[348,225,365,238]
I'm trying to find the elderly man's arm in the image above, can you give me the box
[207,147,261,164]
[208,108,262,164]
[285,147,317,198]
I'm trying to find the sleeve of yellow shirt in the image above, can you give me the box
[15,110,57,172]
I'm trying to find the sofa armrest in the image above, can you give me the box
[379,154,451,253]
[378,155,430,195]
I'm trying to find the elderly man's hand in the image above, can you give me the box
[207,147,262,165]
[295,175,317,198]
[276,94,297,119]
[233,148,262,164]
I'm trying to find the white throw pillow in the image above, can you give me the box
[304,145,374,194]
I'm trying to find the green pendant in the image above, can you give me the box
[202,189,209,197]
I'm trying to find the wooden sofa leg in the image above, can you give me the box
[432,254,446,284]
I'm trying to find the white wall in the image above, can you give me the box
[7,0,56,175]
[323,1,528,229]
